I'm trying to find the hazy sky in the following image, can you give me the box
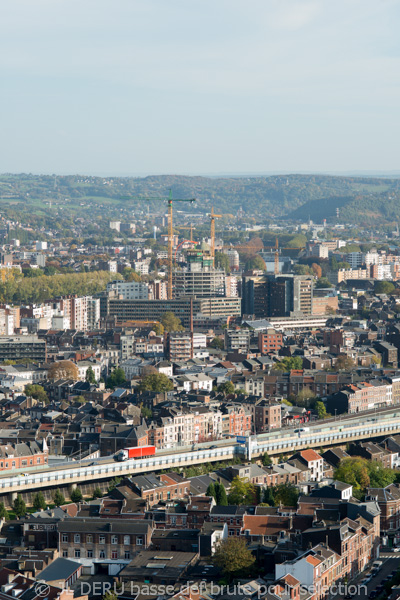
[1,0,399,176]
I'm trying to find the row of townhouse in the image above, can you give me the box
[328,378,395,414]
[147,404,251,448]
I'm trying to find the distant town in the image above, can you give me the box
[0,175,400,600]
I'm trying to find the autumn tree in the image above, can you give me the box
[138,373,174,393]
[161,311,184,332]
[311,263,322,278]
[335,355,355,370]
[48,360,79,381]
[213,537,255,580]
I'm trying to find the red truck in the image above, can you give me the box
[115,446,156,461]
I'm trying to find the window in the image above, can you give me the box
[62,550,68,558]
[87,550,93,558]
[99,535,105,544]
[74,534,80,543]
[124,535,130,545]
[75,549,81,558]
[111,551,118,560]
[36,458,41,464]
[111,535,118,545]
[12,462,15,468]
[87,535,93,543]
[62,534,68,542]
[99,550,106,559]
[136,537,143,546]
[124,551,130,560]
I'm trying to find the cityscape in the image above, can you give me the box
[1,2,400,600]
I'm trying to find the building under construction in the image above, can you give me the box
[172,242,227,299]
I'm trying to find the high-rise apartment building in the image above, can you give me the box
[241,273,313,318]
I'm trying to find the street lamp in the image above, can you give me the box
[334,409,337,421]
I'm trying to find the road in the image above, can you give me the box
[332,556,400,600]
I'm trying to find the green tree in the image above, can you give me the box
[24,384,48,404]
[296,388,317,408]
[272,483,299,507]
[263,487,275,506]
[334,457,370,498]
[215,482,228,506]
[13,495,26,518]
[274,356,303,371]
[108,477,122,492]
[262,452,273,466]
[0,502,9,520]
[217,381,235,396]
[368,462,396,489]
[161,311,184,332]
[70,488,83,503]
[33,492,47,511]
[138,373,174,393]
[293,264,311,275]
[140,405,153,419]
[53,490,65,507]
[93,487,103,499]
[85,366,96,384]
[215,251,230,273]
[209,337,224,350]
[213,537,255,581]
[103,592,118,600]
[206,482,217,502]
[315,277,332,288]
[244,255,266,271]
[315,401,327,420]
[123,268,141,282]
[106,367,126,388]
[374,280,395,294]
[228,477,257,505]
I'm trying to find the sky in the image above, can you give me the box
[1,0,399,176]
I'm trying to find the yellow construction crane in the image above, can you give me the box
[121,190,196,299]
[209,207,222,267]
[177,225,195,242]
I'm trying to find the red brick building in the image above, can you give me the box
[258,330,284,355]
[0,441,48,471]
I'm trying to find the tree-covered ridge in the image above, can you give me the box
[287,188,400,224]
[1,173,399,219]
[0,270,121,304]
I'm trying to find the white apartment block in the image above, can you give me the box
[107,280,149,300]
[132,261,149,275]
[76,361,101,382]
